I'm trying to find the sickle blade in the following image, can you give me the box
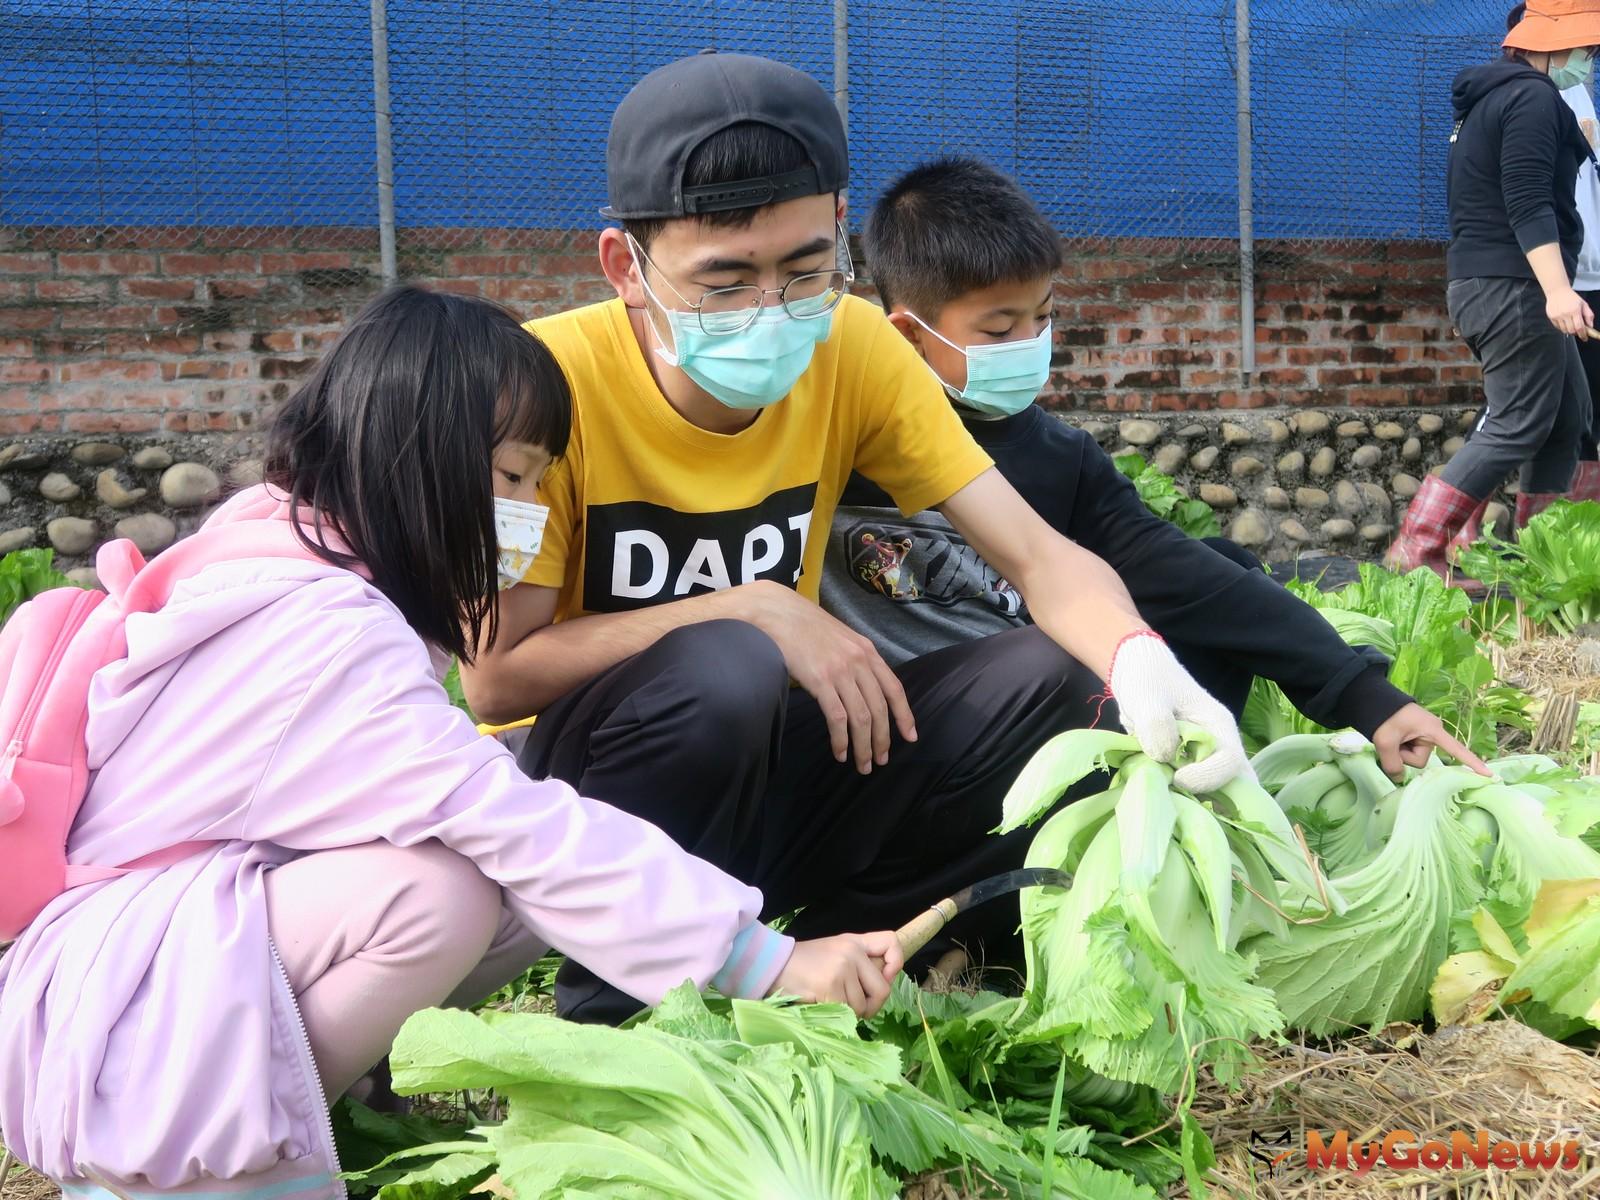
[946,865,1072,914]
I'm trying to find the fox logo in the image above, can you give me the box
[1249,1129,1294,1174]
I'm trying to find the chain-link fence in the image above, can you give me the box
[1248,5,1494,241]
[4,3,376,233]
[0,0,1522,259]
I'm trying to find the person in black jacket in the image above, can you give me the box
[1388,0,1600,573]
[1510,0,1600,505]
[821,157,1486,780]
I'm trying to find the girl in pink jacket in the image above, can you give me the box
[0,287,902,1200]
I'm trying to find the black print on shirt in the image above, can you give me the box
[841,514,1025,617]
[583,482,819,612]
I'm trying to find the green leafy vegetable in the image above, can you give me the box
[442,661,476,721]
[332,1098,474,1197]
[865,978,1178,1194]
[1242,765,1491,1033]
[707,989,1162,1199]
[1240,564,1528,759]
[1249,739,1600,1038]
[365,986,1169,1200]
[1180,1110,1218,1200]
[1002,737,1311,1091]
[386,1005,898,1199]
[1249,733,1398,877]
[997,728,1140,833]
[1113,452,1222,540]
[1433,879,1600,1031]
[1458,784,1600,917]
[353,1151,495,1200]
[349,725,1600,1200]
[0,547,77,627]
[1538,766,1600,854]
[1456,500,1600,636]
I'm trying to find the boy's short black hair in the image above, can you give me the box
[623,121,818,252]
[864,157,1062,316]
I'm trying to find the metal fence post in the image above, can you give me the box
[833,0,849,138]
[370,0,398,286]
[1235,0,1255,381]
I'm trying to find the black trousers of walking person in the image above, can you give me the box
[1575,288,1600,459]
[517,619,1108,1023]
[1443,276,1586,498]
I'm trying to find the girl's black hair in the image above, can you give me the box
[265,285,571,661]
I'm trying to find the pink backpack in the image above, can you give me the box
[0,522,324,939]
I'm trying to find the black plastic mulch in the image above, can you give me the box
[1261,553,1513,603]
[1260,554,1367,592]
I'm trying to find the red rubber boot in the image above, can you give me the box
[1515,491,1565,527]
[1567,461,1600,505]
[1446,496,1492,559]
[1385,474,1485,576]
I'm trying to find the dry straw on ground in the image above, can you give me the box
[0,1155,60,1200]
[1188,1021,1600,1200]
[1490,635,1600,764]
[1492,637,1600,706]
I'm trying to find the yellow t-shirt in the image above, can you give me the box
[523,295,992,620]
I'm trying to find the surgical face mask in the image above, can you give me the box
[493,496,548,590]
[1551,47,1595,90]
[629,235,837,411]
[906,313,1053,418]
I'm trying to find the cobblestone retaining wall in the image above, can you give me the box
[0,405,1488,572]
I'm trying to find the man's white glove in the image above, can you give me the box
[1107,631,1253,793]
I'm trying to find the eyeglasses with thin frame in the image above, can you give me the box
[629,223,855,336]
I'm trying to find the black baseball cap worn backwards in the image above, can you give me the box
[600,50,849,220]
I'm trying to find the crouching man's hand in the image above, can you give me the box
[1109,631,1252,793]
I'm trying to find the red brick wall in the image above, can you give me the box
[1045,240,1474,412]
[0,228,1475,435]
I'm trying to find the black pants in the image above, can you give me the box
[1574,289,1600,460]
[1443,275,1585,497]
[517,620,1107,1022]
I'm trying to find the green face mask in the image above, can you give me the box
[1550,47,1595,91]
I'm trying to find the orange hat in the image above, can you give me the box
[1504,0,1600,52]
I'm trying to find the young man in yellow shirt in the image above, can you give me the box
[465,51,1249,1023]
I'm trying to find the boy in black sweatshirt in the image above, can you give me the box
[821,157,1485,778]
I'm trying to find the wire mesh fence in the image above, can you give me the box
[0,0,1526,261]
[1247,5,1497,242]
[850,1,1240,255]
[385,1,835,256]
[3,2,376,241]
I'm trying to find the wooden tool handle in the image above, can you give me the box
[895,897,961,959]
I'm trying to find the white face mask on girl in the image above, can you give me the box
[493,496,549,590]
